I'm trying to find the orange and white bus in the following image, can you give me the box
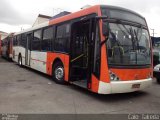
[12,5,152,94]
[1,33,14,60]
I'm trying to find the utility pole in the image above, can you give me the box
[150,28,157,37]
[150,28,157,46]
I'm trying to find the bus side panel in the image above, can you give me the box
[21,47,26,64]
[46,52,69,81]
[30,51,47,73]
[110,68,152,81]
[12,46,19,62]
[19,46,25,64]
[91,75,99,93]
[12,46,25,62]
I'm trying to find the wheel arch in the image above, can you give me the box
[18,52,23,66]
[52,57,66,84]
[18,52,22,59]
[46,54,69,81]
[52,58,64,70]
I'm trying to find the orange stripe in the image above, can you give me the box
[31,58,46,63]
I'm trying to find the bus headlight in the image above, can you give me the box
[109,71,120,81]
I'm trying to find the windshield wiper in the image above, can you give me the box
[137,25,143,42]
[109,31,124,63]
[116,23,137,52]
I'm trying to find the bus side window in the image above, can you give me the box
[54,23,70,53]
[21,34,26,48]
[17,35,21,47]
[13,36,17,46]
[32,29,42,51]
[42,27,53,51]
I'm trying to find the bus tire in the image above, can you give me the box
[52,62,65,84]
[18,55,22,67]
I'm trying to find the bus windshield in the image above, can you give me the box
[101,6,147,26]
[106,23,151,66]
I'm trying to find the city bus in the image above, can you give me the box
[12,5,152,94]
[1,33,13,60]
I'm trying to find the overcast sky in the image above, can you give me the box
[0,0,160,36]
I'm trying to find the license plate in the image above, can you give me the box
[132,84,141,89]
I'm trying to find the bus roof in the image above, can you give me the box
[49,5,100,25]
[15,5,101,36]
[14,5,145,36]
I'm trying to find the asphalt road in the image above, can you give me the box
[0,57,160,114]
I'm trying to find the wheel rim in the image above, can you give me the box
[55,67,64,80]
[19,58,22,65]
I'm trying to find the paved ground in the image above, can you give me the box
[0,57,160,114]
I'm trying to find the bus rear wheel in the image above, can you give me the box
[52,62,65,84]
[18,55,22,67]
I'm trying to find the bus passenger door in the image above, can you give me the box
[70,18,95,89]
[25,33,32,66]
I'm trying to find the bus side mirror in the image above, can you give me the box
[102,22,109,37]
[95,16,109,37]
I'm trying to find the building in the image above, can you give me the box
[0,31,8,40]
[51,11,71,20]
[33,11,71,27]
[32,14,52,27]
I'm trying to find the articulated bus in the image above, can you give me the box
[1,33,13,59]
[12,5,152,94]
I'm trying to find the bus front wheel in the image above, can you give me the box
[52,62,65,84]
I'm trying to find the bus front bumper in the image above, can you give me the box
[98,78,152,94]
